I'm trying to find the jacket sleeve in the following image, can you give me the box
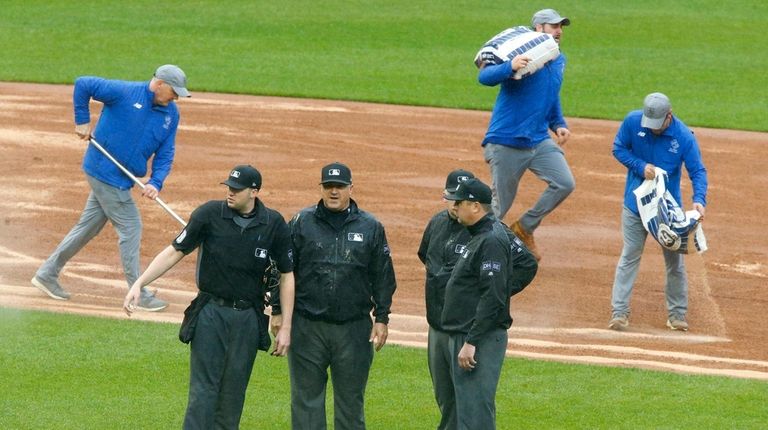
[466,237,510,345]
[272,212,304,314]
[72,76,124,125]
[478,61,514,86]
[547,98,568,132]
[682,133,708,206]
[613,117,646,178]
[417,216,434,264]
[147,122,177,191]
[370,222,397,324]
[547,56,568,132]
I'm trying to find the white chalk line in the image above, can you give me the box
[392,339,768,380]
[388,328,763,369]
[1,246,764,380]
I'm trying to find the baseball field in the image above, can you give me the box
[1,1,767,429]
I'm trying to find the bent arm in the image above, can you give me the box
[478,62,514,86]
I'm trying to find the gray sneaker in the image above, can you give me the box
[608,314,629,331]
[137,289,168,312]
[31,276,71,300]
[666,315,689,331]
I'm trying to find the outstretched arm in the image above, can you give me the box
[123,245,185,315]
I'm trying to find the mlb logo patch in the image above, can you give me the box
[254,248,268,258]
[348,232,364,242]
[329,168,341,176]
[231,170,241,178]
[455,244,467,254]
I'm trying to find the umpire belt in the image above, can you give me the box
[209,295,254,311]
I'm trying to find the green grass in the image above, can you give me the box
[1,308,766,429]
[0,1,765,131]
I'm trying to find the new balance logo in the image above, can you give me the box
[133,103,143,109]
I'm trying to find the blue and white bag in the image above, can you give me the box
[633,168,707,254]
[473,26,560,80]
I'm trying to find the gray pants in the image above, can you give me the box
[611,207,688,319]
[36,175,142,287]
[428,327,456,430]
[449,329,508,430]
[289,314,374,430]
[484,139,575,230]
[183,302,261,430]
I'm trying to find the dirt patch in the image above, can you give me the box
[1,82,767,380]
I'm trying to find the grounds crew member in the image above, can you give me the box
[33,64,190,310]
[275,162,396,430]
[608,93,707,332]
[479,9,575,260]
[123,165,295,430]
[418,169,475,430]
[442,178,538,430]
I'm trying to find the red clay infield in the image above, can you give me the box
[1,82,766,380]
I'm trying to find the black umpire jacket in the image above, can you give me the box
[289,199,397,324]
[441,214,537,345]
[418,209,471,330]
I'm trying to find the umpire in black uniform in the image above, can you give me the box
[442,178,537,430]
[418,169,474,430]
[124,164,295,430]
[279,161,396,430]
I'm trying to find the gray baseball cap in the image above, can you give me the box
[532,9,571,27]
[641,92,671,129]
[154,64,190,97]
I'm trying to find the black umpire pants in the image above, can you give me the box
[449,328,508,430]
[183,302,261,430]
[289,313,374,430]
[428,327,456,430]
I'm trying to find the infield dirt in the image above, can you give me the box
[1,82,766,380]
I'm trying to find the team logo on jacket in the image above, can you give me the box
[348,232,364,242]
[254,248,268,258]
[481,261,502,272]
[133,103,143,109]
[163,115,172,130]
[669,139,679,154]
[383,243,391,256]
[455,244,467,254]
[637,131,646,137]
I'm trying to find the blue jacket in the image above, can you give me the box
[75,77,179,190]
[479,54,567,148]
[613,110,708,215]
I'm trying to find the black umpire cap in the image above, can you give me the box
[444,178,492,204]
[445,169,475,197]
[320,162,352,185]
[221,165,262,190]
